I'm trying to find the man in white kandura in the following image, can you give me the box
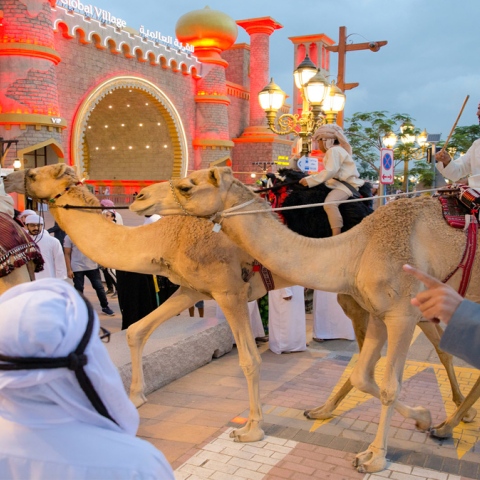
[0,279,174,479]
[268,286,306,354]
[24,214,67,280]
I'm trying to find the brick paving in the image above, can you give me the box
[135,332,480,480]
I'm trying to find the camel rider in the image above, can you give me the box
[299,124,364,236]
[435,102,480,185]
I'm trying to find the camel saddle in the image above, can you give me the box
[437,184,480,228]
[437,185,479,296]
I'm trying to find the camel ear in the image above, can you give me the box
[207,167,232,187]
[53,164,77,181]
[52,163,68,178]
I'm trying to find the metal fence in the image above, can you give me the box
[96,194,136,206]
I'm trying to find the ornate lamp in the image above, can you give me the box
[293,54,317,89]
[258,53,341,157]
[321,81,346,124]
[382,132,397,149]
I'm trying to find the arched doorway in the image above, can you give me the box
[71,76,188,190]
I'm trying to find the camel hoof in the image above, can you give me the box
[229,422,264,443]
[130,392,147,408]
[353,448,387,473]
[462,407,477,423]
[303,406,334,420]
[430,422,453,439]
[412,406,432,431]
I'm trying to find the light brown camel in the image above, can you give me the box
[3,166,471,449]
[129,166,480,473]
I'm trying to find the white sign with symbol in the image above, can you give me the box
[380,148,394,185]
[297,156,319,173]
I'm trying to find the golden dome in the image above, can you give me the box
[175,6,238,52]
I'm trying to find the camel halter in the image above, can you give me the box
[169,180,193,217]
[169,179,256,231]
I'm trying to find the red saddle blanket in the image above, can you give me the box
[438,185,480,228]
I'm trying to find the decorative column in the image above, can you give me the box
[0,0,66,168]
[176,7,237,170]
[233,17,291,183]
[288,34,334,117]
[236,17,282,136]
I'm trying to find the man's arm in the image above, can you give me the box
[403,264,480,369]
[435,143,474,182]
[438,300,480,369]
[64,247,74,279]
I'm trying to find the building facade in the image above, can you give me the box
[0,0,333,206]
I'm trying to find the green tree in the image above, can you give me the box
[439,125,480,158]
[345,111,434,190]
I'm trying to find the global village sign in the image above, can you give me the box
[57,0,127,28]
[56,0,194,53]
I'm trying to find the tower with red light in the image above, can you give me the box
[0,0,66,167]
[176,6,238,170]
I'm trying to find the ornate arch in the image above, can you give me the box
[71,76,188,178]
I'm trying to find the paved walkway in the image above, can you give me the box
[40,208,480,479]
[136,328,480,480]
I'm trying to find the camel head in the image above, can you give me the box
[131,167,237,217]
[4,164,80,201]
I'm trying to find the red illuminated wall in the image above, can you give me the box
[0,0,61,116]
[52,27,197,167]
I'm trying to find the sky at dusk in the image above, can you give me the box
[66,0,480,140]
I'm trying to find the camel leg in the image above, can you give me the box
[216,289,264,443]
[305,294,367,419]
[418,321,477,428]
[353,315,419,474]
[127,287,204,407]
[431,375,480,439]
[305,297,428,425]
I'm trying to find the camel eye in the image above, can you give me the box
[178,185,192,194]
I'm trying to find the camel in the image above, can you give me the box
[129,166,480,473]
[3,166,473,451]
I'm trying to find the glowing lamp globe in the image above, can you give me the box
[322,82,346,114]
[293,54,317,89]
[258,78,286,112]
[175,6,238,53]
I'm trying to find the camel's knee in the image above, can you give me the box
[240,358,261,377]
[379,379,400,406]
[350,369,373,394]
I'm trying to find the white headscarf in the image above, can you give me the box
[0,279,139,435]
[312,124,352,155]
[0,179,14,218]
[143,214,161,224]
[24,214,43,225]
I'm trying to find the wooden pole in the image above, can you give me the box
[441,95,470,151]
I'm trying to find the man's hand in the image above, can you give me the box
[403,264,462,325]
[67,268,74,280]
[435,149,451,166]
[299,178,308,186]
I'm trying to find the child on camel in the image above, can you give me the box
[299,124,364,236]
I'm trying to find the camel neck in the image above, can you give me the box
[217,184,366,293]
[48,187,159,274]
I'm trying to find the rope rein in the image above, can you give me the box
[211,188,439,220]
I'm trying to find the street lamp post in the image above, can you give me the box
[378,131,397,204]
[399,123,428,192]
[258,54,346,157]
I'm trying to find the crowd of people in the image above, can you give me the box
[0,101,479,477]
